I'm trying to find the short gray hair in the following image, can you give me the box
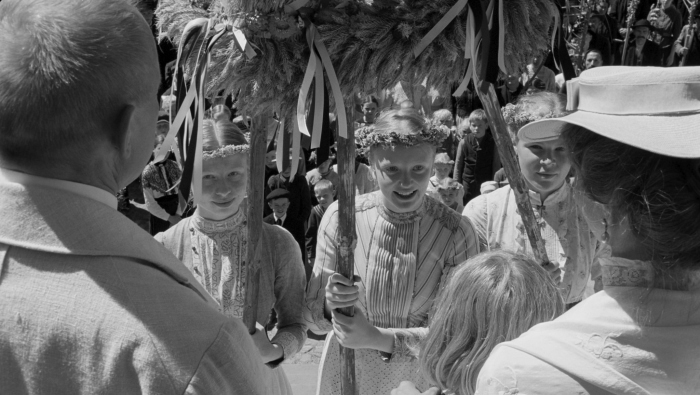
[0,0,156,165]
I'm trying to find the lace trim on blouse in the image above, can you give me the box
[192,209,246,233]
[599,257,654,288]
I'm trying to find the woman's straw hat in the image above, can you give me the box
[519,66,700,159]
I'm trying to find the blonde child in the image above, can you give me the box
[392,250,565,395]
[426,153,454,200]
[305,109,479,395]
[435,178,463,213]
[306,180,336,280]
[432,109,459,160]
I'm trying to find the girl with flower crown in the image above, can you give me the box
[463,92,609,308]
[304,108,480,395]
[156,119,306,395]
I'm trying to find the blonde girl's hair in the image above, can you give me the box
[201,118,247,152]
[420,251,565,395]
[432,109,453,125]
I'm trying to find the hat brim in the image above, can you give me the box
[520,111,700,158]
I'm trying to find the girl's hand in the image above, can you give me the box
[391,381,441,395]
[325,273,360,310]
[542,261,562,285]
[332,309,391,351]
[250,328,283,363]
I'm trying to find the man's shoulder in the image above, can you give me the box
[0,249,241,393]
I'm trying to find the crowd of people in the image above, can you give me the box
[0,0,699,395]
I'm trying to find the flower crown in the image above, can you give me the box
[202,144,250,159]
[355,125,448,156]
[501,103,557,132]
[436,179,463,191]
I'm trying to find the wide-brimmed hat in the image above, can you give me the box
[631,19,654,31]
[518,66,700,158]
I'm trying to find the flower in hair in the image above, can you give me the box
[202,144,250,159]
[502,103,556,131]
[355,125,448,156]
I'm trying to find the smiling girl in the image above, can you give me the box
[156,119,306,395]
[463,92,608,308]
[304,109,480,395]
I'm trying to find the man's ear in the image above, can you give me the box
[113,104,137,159]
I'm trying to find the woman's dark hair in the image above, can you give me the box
[561,124,700,275]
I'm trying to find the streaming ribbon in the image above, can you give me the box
[153,17,244,208]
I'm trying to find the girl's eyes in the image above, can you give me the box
[413,165,426,172]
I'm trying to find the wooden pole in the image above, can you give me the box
[576,0,592,72]
[621,0,639,64]
[475,82,550,266]
[337,104,358,395]
[681,2,698,66]
[243,114,267,334]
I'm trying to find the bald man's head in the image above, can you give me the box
[0,0,160,171]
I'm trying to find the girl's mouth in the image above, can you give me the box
[536,172,558,180]
[394,190,417,200]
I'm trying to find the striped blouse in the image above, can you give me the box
[304,191,479,394]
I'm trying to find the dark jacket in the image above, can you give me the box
[264,173,312,222]
[674,24,700,66]
[305,204,327,281]
[453,131,500,198]
[263,213,307,270]
[621,39,663,66]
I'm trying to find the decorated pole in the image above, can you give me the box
[681,1,698,66]
[242,114,267,334]
[576,0,593,72]
[621,0,640,63]
[336,104,358,395]
[475,82,551,266]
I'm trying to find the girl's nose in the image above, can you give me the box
[399,172,412,187]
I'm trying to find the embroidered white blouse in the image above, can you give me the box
[475,257,700,395]
[464,183,608,304]
[156,210,307,364]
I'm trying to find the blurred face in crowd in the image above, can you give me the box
[371,143,434,213]
[269,197,290,217]
[315,186,335,209]
[317,158,332,174]
[199,153,248,221]
[153,134,165,151]
[362,102,378,123]
[438,188,458,207]
[281,165,292,178]
[595,1,609,14]
[470,119,488,138]
[265,151,276,169]
[156,121,170,138]
[516,136,571,199]
[506,74,520,91]
[585,52,604,69]
[433,163,451,180]
[634,27,650,41]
